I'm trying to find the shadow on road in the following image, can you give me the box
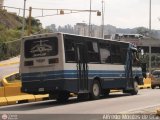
[0,93,134,111]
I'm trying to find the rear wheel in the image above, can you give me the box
[130,81,138,95]
[50,91,70,103]
[90,80,101,100]
[102,89,110,97]
[151,85,155,89]
[49,93,55,100]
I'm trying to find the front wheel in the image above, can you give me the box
[90,80,101,100]
[130,81,139,95]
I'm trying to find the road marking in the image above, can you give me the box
[0,62,19,67]
[119,103,160,114]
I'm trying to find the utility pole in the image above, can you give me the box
[22,0,26,37]
[89,0,92,36]
[101,0,104,38]
[149,0,152,73]
[28,7,32,36]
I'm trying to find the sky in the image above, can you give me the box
[3,0,160,30]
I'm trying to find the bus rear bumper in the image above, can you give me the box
[21,79,78,94]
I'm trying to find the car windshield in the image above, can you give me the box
[152,71,160,76]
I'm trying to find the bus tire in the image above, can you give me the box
[151,85,155,89]
[102,89,110,97]
[56,91,70,103]
[49,93,55,99]
[90,80,101,100]
[130,81,138,95]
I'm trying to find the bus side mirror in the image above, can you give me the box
[141,49,144,56]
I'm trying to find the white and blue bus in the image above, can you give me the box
[20,33,146,102]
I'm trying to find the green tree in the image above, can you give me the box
[26,17,42,34]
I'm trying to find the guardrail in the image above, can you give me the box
[0,72,48,106]
[138,78,151,89]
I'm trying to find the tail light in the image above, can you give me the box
[24,61,33,66]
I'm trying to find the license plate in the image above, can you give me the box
[38,88,44,92]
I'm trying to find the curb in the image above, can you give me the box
[34,94,49,101]
[111,90,121,92]
[138,84,151,89]
[69,90,121,97]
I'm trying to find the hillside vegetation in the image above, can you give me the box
[0,9,43,42]
[0,9,42,60]
[0,10,22,42]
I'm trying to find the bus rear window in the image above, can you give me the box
[24,37,58,58]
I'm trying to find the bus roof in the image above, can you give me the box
[62,32,137,48]
[22,32,136,47]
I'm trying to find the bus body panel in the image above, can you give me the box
[63,63,142,91]
[20,33,67,94]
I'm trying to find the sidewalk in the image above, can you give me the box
[0,56,20,67]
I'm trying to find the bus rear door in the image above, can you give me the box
[76,43,89,98]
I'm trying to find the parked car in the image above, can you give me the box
[150,70,160,89]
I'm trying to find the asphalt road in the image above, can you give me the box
[0,89,160,120]
[0,64,19,79]
[0,89,160,114]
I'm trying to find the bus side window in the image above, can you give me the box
[110,44,122,64]
[121,48,128,64]
[99,43,111,64]
[87,41,100,63]
[64,39,76,62]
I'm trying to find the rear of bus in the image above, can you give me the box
[20,33,65,94]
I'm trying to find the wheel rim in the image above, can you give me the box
[93,83,100,96]
[134,82,138,91]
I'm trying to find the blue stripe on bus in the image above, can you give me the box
[21,70,142,81]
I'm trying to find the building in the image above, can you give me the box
[91,25,101,38]
[0,0,4,9]
[75,23,116,38]
[75,23,89,36]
